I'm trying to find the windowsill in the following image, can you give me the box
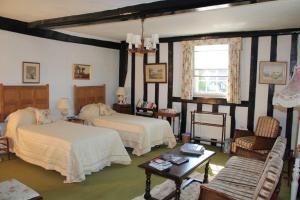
[193,94,226,99]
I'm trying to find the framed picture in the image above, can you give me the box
[73,64,91,80]
[144,63,167,83]
[259,61,287,85]
[22,62,40,83]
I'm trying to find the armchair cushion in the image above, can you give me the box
[255,116,279,138]
[235,136,255,149]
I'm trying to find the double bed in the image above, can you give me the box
[74,85,177,156]
[0,84,131,183]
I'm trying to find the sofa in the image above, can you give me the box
[199,136,286,200]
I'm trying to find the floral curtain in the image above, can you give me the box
[181,37,242,103]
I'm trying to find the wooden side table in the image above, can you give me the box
[154,110,181,137]
[0,136,10,160]
[113,103,131,114]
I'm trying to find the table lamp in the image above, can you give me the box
[57,98,69,119]
[116,87,126,104]
[272,66,300,200]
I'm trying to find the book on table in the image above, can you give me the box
[160,154,189,165]
[149,158,173,171]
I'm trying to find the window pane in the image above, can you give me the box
[194,44,229,69]
[193,44,229,97]
[194,69,228,77]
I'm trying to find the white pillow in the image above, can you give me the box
[98,103,116,116]
[35,109,53,125]
[5,108,37,147]
[78,103,100,121]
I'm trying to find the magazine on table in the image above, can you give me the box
[160,154,189,165]
[149,158,173,171]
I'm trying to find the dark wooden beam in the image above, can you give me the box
[247,36,259,131]
[0,16,120,49]
[29,0,255,29]
[131,51,136,114]
[143,54,148,101]
[212,105,219,113]
[155,44,160,108]
[119,41,128,86]
[267,35,277,117]
[167,43,174,109]
[230,105,236,138]
[160,28,300,43]
[172,97,248,107]
[180,102,187,134]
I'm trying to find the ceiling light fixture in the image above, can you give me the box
[126,18,159,54]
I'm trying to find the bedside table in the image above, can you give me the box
[66,118,85,124]
[113,103,131,114]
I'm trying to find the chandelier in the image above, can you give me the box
[126,19,159,54]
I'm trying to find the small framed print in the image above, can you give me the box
[144,63,167,83]
[259,61,287,85]
[73,64,91,80]
[22,62,40,83]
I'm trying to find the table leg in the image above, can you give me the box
[144,171,152,200]
[175,179,182,200]
[204,161,210,183]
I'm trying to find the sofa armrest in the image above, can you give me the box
[233,129,254,140]
[235,146,268,161]
[252,136,276,150]
[199,185,234,200]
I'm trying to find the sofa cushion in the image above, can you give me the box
[225,156,265,174]
[206,179,255,200]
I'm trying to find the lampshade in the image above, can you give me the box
[273,67,300,108]
[57,98,69,111]
[116,87,126,96]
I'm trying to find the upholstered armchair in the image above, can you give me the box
[231,116,280,159]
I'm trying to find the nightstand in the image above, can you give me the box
[113,103,131,114]
[66,118,85,124]
[0,136,10,160]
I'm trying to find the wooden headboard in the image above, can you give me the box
[73,85,106,115]
[0,84,49,122]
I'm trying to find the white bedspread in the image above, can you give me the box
[9,120,131,183]
[93,113,176,156]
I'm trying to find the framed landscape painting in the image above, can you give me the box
[73,64,91,80]
[22,62,40,83]
[144,63,167,83]
[259,61,287,85]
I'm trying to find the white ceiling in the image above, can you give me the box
[1,0,300,42]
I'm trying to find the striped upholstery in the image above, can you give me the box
[214,168,261,187]
[253,157,283,200]
[235,136,255,149]
[204,155,283,200]
[231,116,280,153]
[206,180,255,200]
[225,156,265,174]
[255,116,279,138]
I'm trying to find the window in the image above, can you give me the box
[193,44,229,98]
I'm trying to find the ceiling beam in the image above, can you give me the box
[28,0,266,29]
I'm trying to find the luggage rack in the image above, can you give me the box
[190,111,226,151]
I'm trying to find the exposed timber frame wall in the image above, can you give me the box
[122,29,300,150]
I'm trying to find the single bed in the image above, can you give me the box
[0,84,131,183]
[74,85,177,156]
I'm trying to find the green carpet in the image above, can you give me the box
[0,145,290,200]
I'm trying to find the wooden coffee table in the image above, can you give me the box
[138,147,215,200]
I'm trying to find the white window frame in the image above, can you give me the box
[193,44,229,98]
